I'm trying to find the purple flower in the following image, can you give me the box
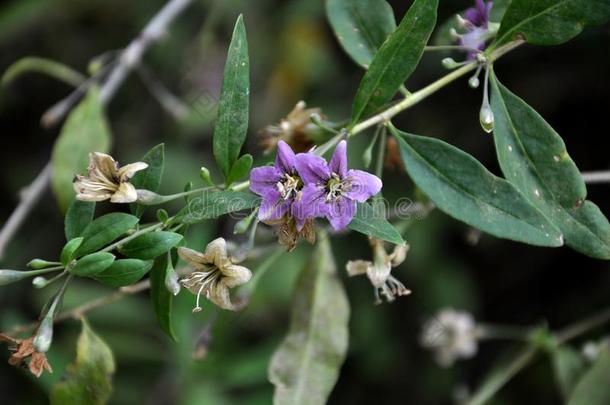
[293,140,382,231]
[456,0,493,59]
[250,140,303,223]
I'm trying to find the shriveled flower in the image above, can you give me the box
[178,238,251,312]
[295,140,382,231]
[73,152,148,203]
[453,0,494,59]
[420,308,478,367]
[265,214,316,252]
[259,101,322,154]
[0,333,53,377]
[346,238,410,304]
[250,141,305,225]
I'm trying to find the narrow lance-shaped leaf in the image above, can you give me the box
[490,74,610,258]
[567,349,610,405]
[50,318,116,405]
[150,254,177,341]
[213,14,250,179]
[348,202,404,245]
[75,213,139,256]
[326,0,396,68]
[118,231,183,260]
[351,0,438,124]
[269,232,350,405]
[51,87,111,211]
[69,252,115,277]
[491,0,610,49]
[93,259,153,288]
[175,191,260,225]
[393,128,564,247]
[130,143,165,218]
[551,346,588,400]
[226,153,253,186]
[64,200,95,241]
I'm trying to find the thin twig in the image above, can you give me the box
[581,171,610,184]
[0,163,51,260]
[0,0,195,261]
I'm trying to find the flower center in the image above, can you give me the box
[325,173,350,202]
[277,173,302,200]
[181,266,223,312]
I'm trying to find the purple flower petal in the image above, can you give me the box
[276,140,297,174]
[464,0,491,27]
[250,166,283,197]
[292,184,328,229]
[258,190,290,222]
[326,197,356,231]
[295,152,330,185]
[329,140,348,177]
[346,169,382,202]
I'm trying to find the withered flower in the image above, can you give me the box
[178,238,252,312]
[266,215,316,252]
[346,238,411,304]
[73,152,148,203]
[259,101,322,154]
[0,334,53,377]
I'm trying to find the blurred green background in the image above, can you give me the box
[1,0,609,403]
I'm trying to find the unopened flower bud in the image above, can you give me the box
[156,209,169,224]
[199,167,213,186]
[27,259,58,270]
[233,210,256,235]
[442,58,459,70]
[32,277,48,289]
[468,76,480,89]
[479,103,494,133]
[164,260,180,296]
[135,190,166,205]
[0,270,33,286]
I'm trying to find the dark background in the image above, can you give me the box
[0,0,609,403]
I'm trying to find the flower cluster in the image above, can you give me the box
[452,0,494,59]
[250,140,382,247]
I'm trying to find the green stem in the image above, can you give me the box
[476,324,533,342]
[374,127,387,179]
[556,307,610,344]
[240,248,284,297]
[101,222,165,253]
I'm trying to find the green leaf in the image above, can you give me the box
[213,14,250,179]
[491,0,610,48]
[51,87,112,212]
[149,254,176,340]
[394,129,564,247]
[567,349,610,405]
[75,213,139,256]
[226,153,253,186]
[130,143,165,218]
[175,191,260,225]
[551,346,587,400]
[69,252,115,277]
[326,0,396,68]
[93,259,153,287]
[64,200,95,241]
[350,0,438,124]
[490,75,610,258]
[60,237,84,266]
[118,231,183,260]
[269,232,350,405]
[2,56,85,87]
[50,318,115,405]
[348,202,404,245]
[468,345,538,405]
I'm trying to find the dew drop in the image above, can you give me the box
[534,189,541,197]
[508,145,513,152]
[574,199,584,208]
[241,62,246,67]
[553,155,560,162]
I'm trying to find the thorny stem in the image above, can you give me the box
[0,0,195,262]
